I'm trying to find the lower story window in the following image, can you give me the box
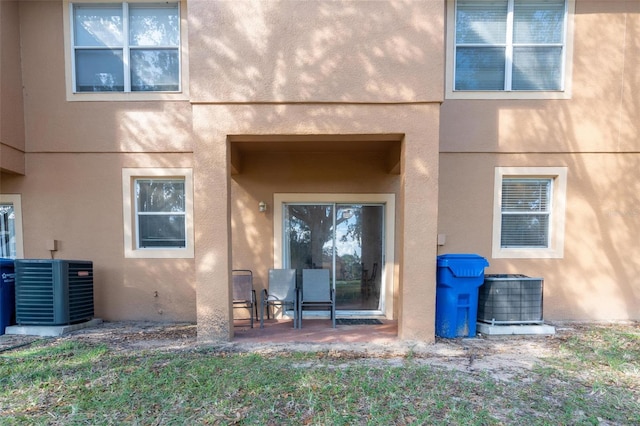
[135,179,186,248]
[123,168,193,258]
[500,178,551,248]
[493,167,567,259]
[0,194,23,259]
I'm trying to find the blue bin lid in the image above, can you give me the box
[437,254,489,277]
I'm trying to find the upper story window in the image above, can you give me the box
[70,2,180,94]
[447,0,574,99]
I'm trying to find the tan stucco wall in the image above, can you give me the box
[439,1,640,321]
[441,1,640,154]
[193,104,440,342]
[1,1,197,322]
[187,0,445,341]
[7,0,637,342]
[188,0,444,103]
[438,153,640,320]
[0,1,26,174]
[17,1,194,154]
[4,0,444,342]
[231,150,400,295]
[2,153,196,322]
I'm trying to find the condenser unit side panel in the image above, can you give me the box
[15,261,55,325]
[15,259,95,326]
[67,261,95,323]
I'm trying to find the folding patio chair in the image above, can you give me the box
[232,269,257,328]
[299,268,335,328]
[261,269,297,328]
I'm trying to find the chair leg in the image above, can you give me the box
[293,300,298,329]
[332,304,336,328]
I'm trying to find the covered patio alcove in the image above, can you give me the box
[193,105,440,344]
[226,133,423,342]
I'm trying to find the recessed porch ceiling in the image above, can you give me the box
[229,134,403,175]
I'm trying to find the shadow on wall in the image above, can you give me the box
[189,1,443,103]
[441,3,640,320]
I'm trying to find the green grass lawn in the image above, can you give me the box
[1,323,638,425]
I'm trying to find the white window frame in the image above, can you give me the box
[63,0,189,102]
[122,168,194,258]
[446,0,575,100]
[492,167,567,259]
[0,194,24,259]
[273,193,396,319]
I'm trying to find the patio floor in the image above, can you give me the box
[233,318,398,344]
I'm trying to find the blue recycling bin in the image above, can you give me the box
[0,258,16,335]
[436,254,489,338]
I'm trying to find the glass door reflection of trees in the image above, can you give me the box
[284,203,384,312]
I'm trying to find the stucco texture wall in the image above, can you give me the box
[193,103,440,342]
[2,153,197,322]
[0,1,26,174]
[188,0,444,103]
[438,153,640,321]
[438,1,640,321]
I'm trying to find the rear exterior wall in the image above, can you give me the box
[438,0,640,321]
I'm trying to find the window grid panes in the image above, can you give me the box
[454,0,566,91]
[135,179,186,248]
[501,178,552,248]
[72,2,180,93]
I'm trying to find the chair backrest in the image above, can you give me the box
[302,269,331,302]
[268,269,296,301]
[232,270,253,301]
[370,262,378,281]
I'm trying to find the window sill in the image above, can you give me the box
[492,247,564,259]
[67,91,190,102]
[124,247,194,259]
[446,90,571,101]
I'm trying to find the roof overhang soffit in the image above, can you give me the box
[229,134,403,175]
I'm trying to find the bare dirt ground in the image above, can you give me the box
[0,320,583,380]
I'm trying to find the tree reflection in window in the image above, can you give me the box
[73,3,180,93]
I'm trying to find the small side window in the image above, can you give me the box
[135,178,186,248]
[493,167,567,259]
[0,194,24,259]
[500,178,552,248]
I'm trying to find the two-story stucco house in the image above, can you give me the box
[1,0,638,342]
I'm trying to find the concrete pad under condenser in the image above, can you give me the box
[5,318,103,337]
[476,322,556,336]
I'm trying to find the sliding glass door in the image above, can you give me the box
[283,203,384,313]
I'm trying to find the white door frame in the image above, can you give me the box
[274,193,395,318]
